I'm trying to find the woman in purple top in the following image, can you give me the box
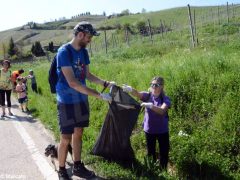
[122,76,171,170]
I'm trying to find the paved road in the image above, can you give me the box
[0,99,58,180]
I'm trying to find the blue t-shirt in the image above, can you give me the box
[140,92,171,134]
[56,44,90,104]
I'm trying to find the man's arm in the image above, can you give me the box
[85,65,107,87]
[61,66,101,99]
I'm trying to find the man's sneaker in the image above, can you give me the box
[1,113,5,118]
[58,169,71,180]
[73,161,95,179]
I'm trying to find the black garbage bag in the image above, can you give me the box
[91,85,141,162]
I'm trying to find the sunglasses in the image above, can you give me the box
[150,83,161,88]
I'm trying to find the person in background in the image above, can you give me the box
[11,69,24,89]
[56,21,115,180]
[0,59,14,117]
[15,77,28,112]
[27,69,38,93]
[122,76,171,170]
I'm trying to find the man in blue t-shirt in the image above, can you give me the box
[56,21,115,180]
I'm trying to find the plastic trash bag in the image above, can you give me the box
[91,85,141,162]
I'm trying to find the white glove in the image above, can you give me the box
[108,81,116,88]
[122,84,132,93]
[100,93,112,101]
[141,102,153,109]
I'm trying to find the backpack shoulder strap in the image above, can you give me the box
[65,44,73,63]
[60,44,76,80]
[55,44,73,71]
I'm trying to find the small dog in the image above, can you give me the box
[44,144,73,171]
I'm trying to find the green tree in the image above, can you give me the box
[136,21,147,35]
[28,21,34,29]
[31,44,35,55]
[141,8,146,13]
[32,22,37,29]
[31,41,45,57]
[48,41,54,52]
[8,37,16,56]
[121,9,130,16]
[123,23,131,30]
[2,43,7,58]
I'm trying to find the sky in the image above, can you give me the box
[0,0,239,32]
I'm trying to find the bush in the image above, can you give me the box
[218,24,239,35]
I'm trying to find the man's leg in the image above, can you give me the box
[58,134,71,167]
[72,127,95,178]
[57,102,73,180]
[72,127,83,161]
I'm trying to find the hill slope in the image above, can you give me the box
[1,4,239,58]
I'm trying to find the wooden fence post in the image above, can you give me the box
[147,19,153,44]
[187,4,196,48]
[232,3,235,18]
[227,2,229,24]
[112,34,115,48]
[125,29,130,46]
[160,20,164,38]
[114,34,118,47]
[218,6,220,25]
[104,30,107,54]
[193,9,198,45]
[164,20,167,35]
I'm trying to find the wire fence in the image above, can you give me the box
[88,3,240,56]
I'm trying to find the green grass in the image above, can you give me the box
[11,34,240,178]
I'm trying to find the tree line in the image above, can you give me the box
[2,37,57,60]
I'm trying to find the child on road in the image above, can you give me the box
[27,69,38,93]
[16,77,29,112]
[11,69,24,90]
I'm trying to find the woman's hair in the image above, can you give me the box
[19,69,24,74]
[2,59,11,68]
[151,76,164,85]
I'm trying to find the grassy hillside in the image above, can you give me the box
[6,4,240,179]
[0,15,106,58]
[1,4,240,58]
